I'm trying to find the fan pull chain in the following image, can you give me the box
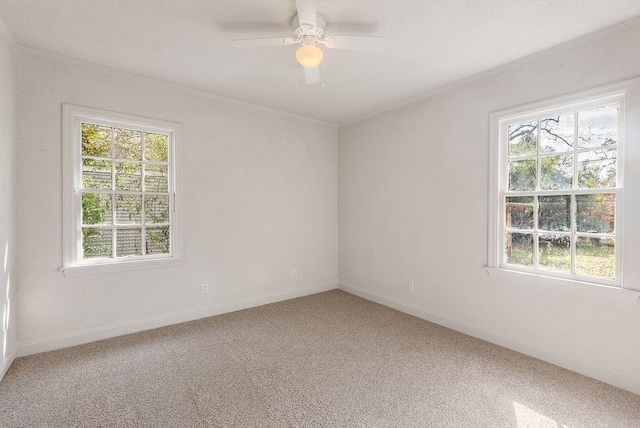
[294,59,299,89]
[321,57,326,88]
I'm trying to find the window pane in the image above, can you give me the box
[82,123,111,157]
[145,195,170,224]
[146,227,170,254]
[144,164,168,192]
[508,120,537,157]
[506,197,533,230]
[115,161,142,191]
[540,154,573,190]
[82,228,112,259]
[145,133,168,162]
[82,158,112,190]
[576,194,615,234]
[578,104,618,149]
[538,195,570,232]
[505,233,533,267]
[538,235,570,272]
[82,193,112,225]
[115,194,142,224]
[576,237,615,279]
[116,228,143,257]
[578,149,616,189]
[508,159,536,191]
[115,128,142,160]
[540,113,574,153]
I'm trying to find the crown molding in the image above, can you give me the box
[341,15,640,126]
[16,45,338,128]
[3,10,640,128]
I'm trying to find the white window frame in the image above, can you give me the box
[61,104,184,276]
[488,80,640,294]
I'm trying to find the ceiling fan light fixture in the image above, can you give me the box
[296,44,323,68]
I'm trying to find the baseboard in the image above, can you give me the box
[0,345,17,381]
[339,281,640,396]
[18,283,338,357]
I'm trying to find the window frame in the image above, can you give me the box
[61,104,183,275]
[488,83,631,290]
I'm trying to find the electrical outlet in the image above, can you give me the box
[201,283,209,294]
[292,269,298,279]
[408,281,415,292]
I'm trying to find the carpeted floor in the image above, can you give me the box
[1,290,639,427]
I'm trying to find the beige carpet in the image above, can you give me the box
[1,290,639,427]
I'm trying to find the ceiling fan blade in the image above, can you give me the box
[295,0,316,27]
[231,38,296,48]
[304,66,320,85]
[322,36,386,52]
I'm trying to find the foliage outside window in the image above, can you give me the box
[63,105,180,270]
[501,101,621,285]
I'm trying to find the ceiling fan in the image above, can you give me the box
[231,0,386,85]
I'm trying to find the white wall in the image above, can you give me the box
[339,21,640,393]
[0,29,17,378]
[15,50,338,353]
[9,13,640,396]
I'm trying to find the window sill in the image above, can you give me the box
[61,257,185,277]
[485,267,640,305]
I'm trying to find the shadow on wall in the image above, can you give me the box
[2,240,10,360]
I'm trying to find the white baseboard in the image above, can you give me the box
[18,283,338,357]
[0,345,17,381]
[339,281,640,396]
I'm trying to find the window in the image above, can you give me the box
[62,105,182,274]
[489,85,629,288]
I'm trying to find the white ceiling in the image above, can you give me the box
[1,1,639,124]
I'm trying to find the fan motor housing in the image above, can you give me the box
[292,13,326,41]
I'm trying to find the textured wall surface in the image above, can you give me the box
[339,21,640,387]
[0,30,16,373]
[15,51,338,345]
